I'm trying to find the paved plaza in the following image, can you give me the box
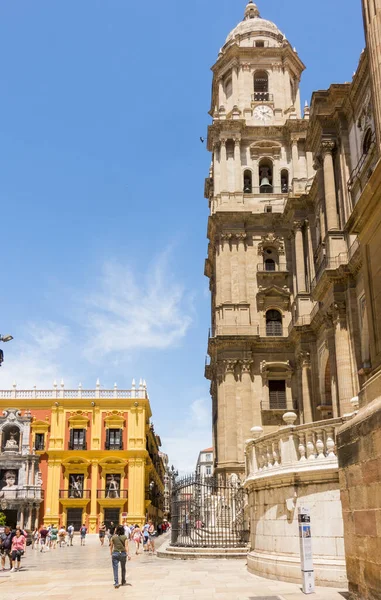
[0,534,350,600]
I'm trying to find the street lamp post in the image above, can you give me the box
[0,333,13,366]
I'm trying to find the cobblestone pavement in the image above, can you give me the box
[0,535,349,600]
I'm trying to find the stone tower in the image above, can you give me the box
[204,2,313,476]
[362,0,381,150]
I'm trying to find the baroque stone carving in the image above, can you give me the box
[257,233,285,255]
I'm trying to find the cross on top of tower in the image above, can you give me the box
[244,1,260,20]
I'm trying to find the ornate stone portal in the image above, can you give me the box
[0,409,42,529]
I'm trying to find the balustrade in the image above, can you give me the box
[246,416,351,478]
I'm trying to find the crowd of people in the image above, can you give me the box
[0,518,170,585]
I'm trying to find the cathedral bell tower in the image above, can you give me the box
[204,2,314,476]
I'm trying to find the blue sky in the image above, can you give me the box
[0,1,364,472]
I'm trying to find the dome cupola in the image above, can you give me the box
[244,1,260,19]
[224,1,285,47]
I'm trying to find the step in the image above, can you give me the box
[157,545,249,561]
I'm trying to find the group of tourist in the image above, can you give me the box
[0,526,27,572]
[33,523,88,550]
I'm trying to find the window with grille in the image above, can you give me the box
[254,70,269,101]
[266,310,283,336]
[106,429,123,450]
[269,380,287,409]
[35,433,45,451]
[69,428,86,450]
[265,259,276,271]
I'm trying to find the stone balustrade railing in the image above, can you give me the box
[0,387,148,400]
[245,412,355,480]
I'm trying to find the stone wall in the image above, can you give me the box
[337,395,381,600]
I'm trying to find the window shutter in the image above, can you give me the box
[106,428,110,450]
[69,428,74,450]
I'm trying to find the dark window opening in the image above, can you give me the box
[69,428,86,450]
[35,433,45,451]
[363,128,373,155]
[281,169,289,193]
[265,259,275,271]
[265,205,272,213]
[106,428,123,451]
[255,41,265,48]
[266,309,283,336]
[243,170,253,193]
[254,70,269,101]
[269,380,287,409]
[259,159,273,193]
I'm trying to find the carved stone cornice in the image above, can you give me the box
[330,301,347,325]
[219,231,247,247]
[237,359,254,380]
[293,220,304,232]
[257,233,285,255]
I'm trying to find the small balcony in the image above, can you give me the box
[251,92,274,102]
[257,262,288,273]
[244,186,286,196]
[96,489,128,499]
[0,486,43,501]
[59,489,91,500]
[68,442,87,451]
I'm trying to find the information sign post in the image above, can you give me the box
[298,506,315,594]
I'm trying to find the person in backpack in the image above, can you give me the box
[0,525,14,570]
[67,523,74,546]
[109,524,128,589]
[80,524,87,546]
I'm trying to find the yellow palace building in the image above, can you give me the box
[0,380,165,532]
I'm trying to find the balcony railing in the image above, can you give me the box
[0,386,149,400]
[268,391,287,410]
[68,442,87,451]
[311,253,349,291]
[252,92,274,102]
[96,489,128,499]
[257,263,288,272]
[265,322,283,337]
[244,186,287,195]
[245,415,352,479]
[347,131,377,192]
[0,486,43,500]
[105,443,123,451]
[59,489,91,499]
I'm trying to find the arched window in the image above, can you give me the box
[265,259,275,271]
[259,159,273,193]
[254,71,269,101]
[363,128,373,155]
[243,170,252,194]
[281,169,289,193]
[266,310,282,336]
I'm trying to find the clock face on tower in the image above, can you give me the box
[254,105,274,123]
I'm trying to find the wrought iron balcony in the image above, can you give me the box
[257,263,288,273]
[59,489,91,499]
[96,489,128,499]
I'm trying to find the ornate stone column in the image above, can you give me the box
[305,220,316,288]
[297,351,313,423]
[237,233,247,302]
[239,360,254,450]
[89,460,98,533]
[293,221,307,293]
[232,64,239,106]
[218,78,224,109]
[331,302,355,415]
[321,141,339,231]
[234,138,242,192]
[224,359,238,466]
[291,138,299,179]
[220,139,228,192]
[220,233,232,304]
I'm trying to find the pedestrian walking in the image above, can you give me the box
[80,524,87,546]
[38,525,49,552]
[148,520,156,554]
[99,522,106,546]
[142,522,149,552]
[107,521,116,546]
[67,523,74,546]
[58,526,66,547]
[32,528,39,550]
[132,524,142,555]
[0,525,14,570]
[50,526,58,549]
[109,525,128,589]
[10,529,26,572]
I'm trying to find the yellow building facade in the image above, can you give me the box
[0,381,165,532]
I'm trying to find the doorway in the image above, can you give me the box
[104,508,120,530]
[66,508,83,532]
[3,509,18,528]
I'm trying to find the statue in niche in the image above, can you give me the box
[69,475,83,498]
[4,430,19,452]
[0,470,18,499]
[106,474,120,499]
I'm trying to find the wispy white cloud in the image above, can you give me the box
[162,397,212,474]
[0,322,71,388]
[82,251,192,360]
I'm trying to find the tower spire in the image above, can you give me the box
[244,1,260,20]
